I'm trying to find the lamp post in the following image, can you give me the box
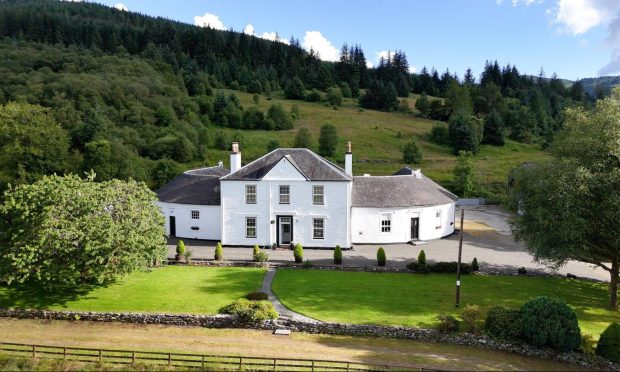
[456,208,464,308]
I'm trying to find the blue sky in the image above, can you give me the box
[96,0,620,81]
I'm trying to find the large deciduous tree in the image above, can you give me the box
[0,174,167,286]
[318,123,338,157]
[509,88,620,310]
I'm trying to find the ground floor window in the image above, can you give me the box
[381,213,391,233]
[313,218,324,239]
[435,209,442,229]
[246,217,257,238]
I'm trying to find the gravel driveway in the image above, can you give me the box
[168,206,610,282]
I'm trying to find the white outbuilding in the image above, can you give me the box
[156,142,457,248]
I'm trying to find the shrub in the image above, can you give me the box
[176,240,186,255]
[183,249,192,264]
[303,259,312,268]
[471,257,479,271]
[430,124,450,145]
[214,242,224,261]
[429,261,471,274]
[406,261,430,273]
[580,333,596,359]
[305,89,322,102]
[402,140,423,164]
[377,247,386,267]
[520,296,581,352]
[334,245,342,264]
[293,243,303,263]
[417,250,426,265]
[245,291,269,301]
[596,322,620,363]
[252,245,260,259]
[219,299,278,322]
[485,306,522,340]
[518,267,527,275]
[461,304,482,333]
[436,313,459,333]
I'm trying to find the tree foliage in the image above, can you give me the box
[294,127,312,149]
[453,151,475,197]
[318,123,338,157]
[402,140,423,164]
[509,88,620,309]
[0,174,166,286]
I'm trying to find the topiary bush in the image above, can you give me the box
[461,304,481,334]
[334,245,342,264]
[485,306,522,340]
[219,299,278,323]
[214,242,224,261]
[377,247,386,267]
[252,245,269,263]
[417,249,426,265]
[429,261,471,274]
[245,291,269,301]
[176,240,186,255]
[293,243,303,263]
[471,257,479,271]
[252,245,260,259]
[436,313,459,333]
[520,296,581,352]
[596,322,620,363]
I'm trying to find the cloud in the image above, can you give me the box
[243,24,255,36]
[366,61,374,69]
[302,31,339,61]
[194,12,226,30]
[549,0,604,34]
[599,13,620,74]
[113,3,127,11]
[496,0,541,6]
[258,31,289,44]
[376,50,390,61]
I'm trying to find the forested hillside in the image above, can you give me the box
[0,0,593,198]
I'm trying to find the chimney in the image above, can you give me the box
[230,142,241,173]
[345,141,352,177]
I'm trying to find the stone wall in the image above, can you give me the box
[0,307,617,370]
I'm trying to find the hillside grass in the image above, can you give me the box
[204,91,549,194]
[0,266,265,314]
[272,269,618,338]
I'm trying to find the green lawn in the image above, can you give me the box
[0,266,265,315]
[272,269,618,337]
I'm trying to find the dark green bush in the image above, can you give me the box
[293,243,303,263]
[334,245,342,264]
[485,306,522,340]
[472,257,479,271]
[417,250,426,265]
[377,247,386,267]
[518,267,527,275]
[429,261,471,274]
[520,296,581,352]
[214,242,223,261]
[596,322,620,363]
[219,299,278,322]
[436,313,459,333]
[245,291,269,301]
[406,261,430,273]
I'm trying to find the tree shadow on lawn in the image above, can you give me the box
[195,269,265,297]
[0,280,113,310]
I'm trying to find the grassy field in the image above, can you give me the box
[0,318,586,370]
[272,269,618,338]
[0,266,265,314]
[203,91,549,194]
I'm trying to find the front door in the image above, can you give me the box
[279,216,292,245]
[169,216,176,237]
[411,217,419,240]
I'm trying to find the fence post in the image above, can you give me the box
[202,355,205,369]
[346,362,350,372]
[32,345,36,358]
[311,360,315,372]
[168,353,171,366]
[99,349,102,362]
[238,357,243,370]
[272,358,277,371]
[63,347,67,360]
[132,351,136,364]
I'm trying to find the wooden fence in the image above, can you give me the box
[0,342,417,371]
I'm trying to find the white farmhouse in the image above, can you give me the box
[157,142,457,248]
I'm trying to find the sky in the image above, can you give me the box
[92,0,620,81]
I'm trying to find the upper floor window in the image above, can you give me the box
[246,184,257,204]
[312,185,324,205]
[191,210,200,219]
[381,214,391,233]
[279,185,290,204]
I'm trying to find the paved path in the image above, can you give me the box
[169,206,610,282]
[260,268,319,323]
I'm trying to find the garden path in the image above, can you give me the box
[260,268,320,323]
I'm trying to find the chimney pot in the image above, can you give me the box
[346,141,352,154]
[231,142,239,153]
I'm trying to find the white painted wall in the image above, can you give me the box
[221,158,351,248]
[350,203,455,244]
[157,202,221,240]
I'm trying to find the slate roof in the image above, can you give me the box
[393,166,417,176]
[156,165,229,205]
[221,148,351,181]
[352,174,458,208]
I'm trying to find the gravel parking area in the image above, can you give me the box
[168,206,609,282]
